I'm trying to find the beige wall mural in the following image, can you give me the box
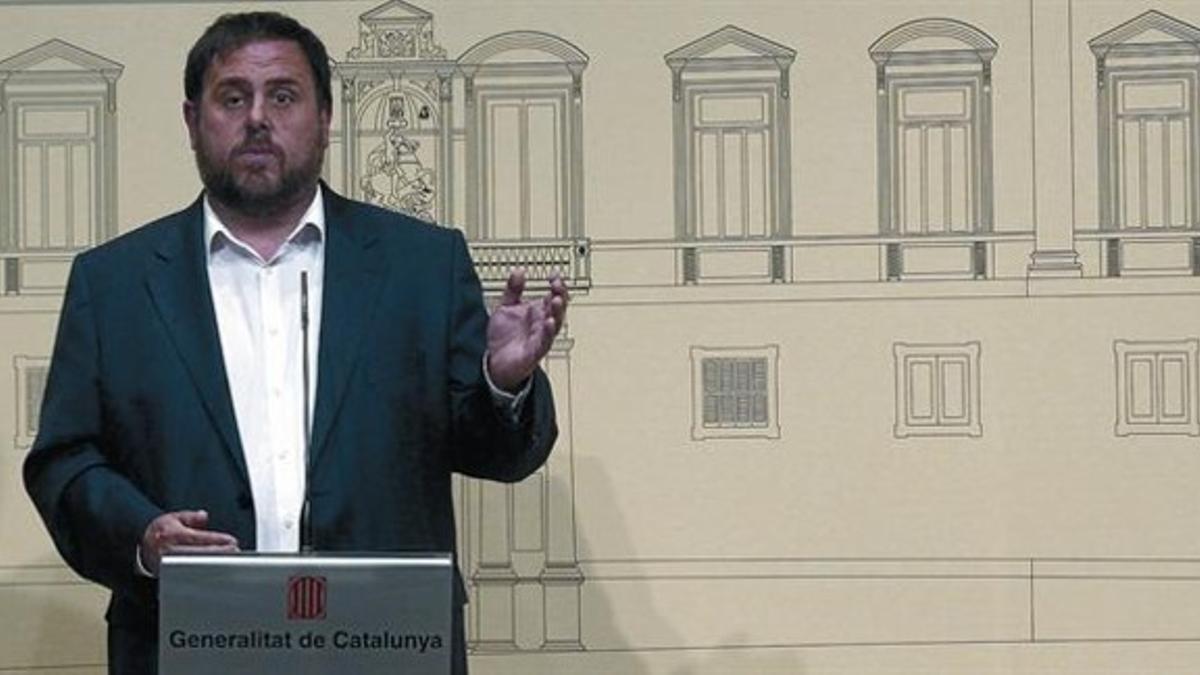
[3,0,1200,673]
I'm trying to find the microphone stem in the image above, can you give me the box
[300,270,313,553]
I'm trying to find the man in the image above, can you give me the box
[23,11,566,675]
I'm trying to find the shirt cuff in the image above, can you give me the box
[482,352,531,422]
[134,545,156,578]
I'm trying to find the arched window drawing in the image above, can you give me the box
[0,40,121,255]
[665,26,794,242]
[335,0,453,224]
[1091,11,1200,232]
[460,32,587,241]
[870,19,997,236]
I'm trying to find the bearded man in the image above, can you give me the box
[23,11,565,675]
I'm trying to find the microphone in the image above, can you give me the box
[299,270,314,553]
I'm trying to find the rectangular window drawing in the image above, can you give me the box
[1,39,123,256]
[461,31,587,247]
[1114,339,1200,436]
[893,342,982,438]
[691,345,779,440]
[1114,75,1194,229]
[14,356,49,449]
[17,105,99,250]
[482,94,566,240]
[666,26,795,244]
[870,19,997,237]
[1092,11,1200,232]
[692,88,773,240]
[894,81,975,235]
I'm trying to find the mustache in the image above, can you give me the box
[233,138,282,156]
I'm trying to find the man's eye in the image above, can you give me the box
[222,94,245,108]
[273,91,296,105]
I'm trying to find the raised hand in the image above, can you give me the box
[486,269,569,392]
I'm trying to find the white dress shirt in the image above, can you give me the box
[198,190,529,555]
[205,191,325,553]
[135,190,533,572]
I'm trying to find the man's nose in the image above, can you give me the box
[246,93,270,129]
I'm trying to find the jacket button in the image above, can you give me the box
[236,493,252,510]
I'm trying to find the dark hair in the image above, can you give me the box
[185,11,333,112]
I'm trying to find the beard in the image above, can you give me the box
[194,131,325,218]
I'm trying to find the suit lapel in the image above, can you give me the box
[308,189,388,469]
[145,198,250,485]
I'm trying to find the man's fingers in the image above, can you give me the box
[550,274,570,304]
[547,293,566,328]
[163,542,241,557]
[175,510,209,529]
[501,269,526,306]
[539,316,558,354]
[146,510,239,552]
[173,527,239,548]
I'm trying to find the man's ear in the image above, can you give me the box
[182,100,199,150]
[319,106,332,150]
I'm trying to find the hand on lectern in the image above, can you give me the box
[140,510,239,576]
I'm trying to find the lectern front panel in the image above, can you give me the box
[160,553,453,675]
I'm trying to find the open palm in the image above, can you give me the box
[486,270,569,392]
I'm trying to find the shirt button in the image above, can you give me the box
[284,519,295,529]
[272,387,282,397]
[268,326,279,336]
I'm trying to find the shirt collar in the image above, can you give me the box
[203,188,326,264]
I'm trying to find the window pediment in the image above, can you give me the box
[1090,10,1200,57]
[870,18,997,64]
[0,39,122,79]
[665,25,795,69]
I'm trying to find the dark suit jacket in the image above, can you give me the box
[23,187,557,668]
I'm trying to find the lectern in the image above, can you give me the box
[159,553,453,674]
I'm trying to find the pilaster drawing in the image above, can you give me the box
[12,355,48,449]
[462,335,583,652]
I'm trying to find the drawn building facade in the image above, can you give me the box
[2,1,1200,673]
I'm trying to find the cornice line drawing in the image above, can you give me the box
[869,17,998,63]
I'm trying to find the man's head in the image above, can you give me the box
[183,12,332,218]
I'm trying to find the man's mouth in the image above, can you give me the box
[235,143,279,158]
[233,145,281,170]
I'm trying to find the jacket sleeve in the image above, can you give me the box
[444,230,558,482]
[23,258,163,595]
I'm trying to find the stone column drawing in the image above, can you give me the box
[1028,0,1083,277]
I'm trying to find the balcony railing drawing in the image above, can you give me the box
[589,232,1037,286]
[1077,229,1200,278]
[467,238,591,292]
